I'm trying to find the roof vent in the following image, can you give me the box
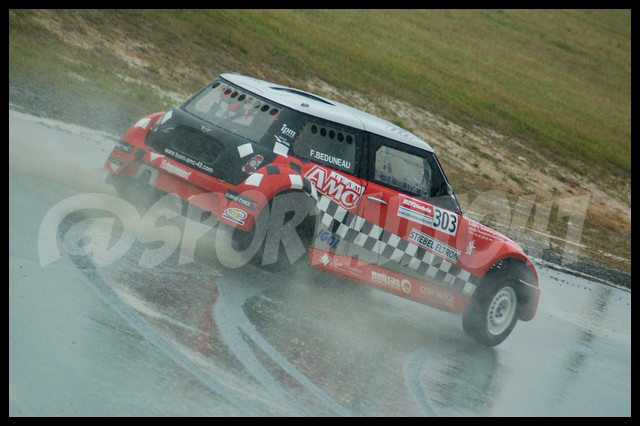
[270,87,334,106]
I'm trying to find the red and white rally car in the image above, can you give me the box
[105,73,540,346]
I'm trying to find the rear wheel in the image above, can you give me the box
[463,270,520,347]
[225,191,317,272]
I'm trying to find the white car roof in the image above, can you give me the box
[221,73,434,153]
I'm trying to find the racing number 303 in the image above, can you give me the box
[433,207,458,236]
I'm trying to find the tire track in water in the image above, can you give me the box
[61,212,350,415]
[68,257,264,416]
[59,214,264,416]
[213,271,352,416]
[403,345,441,417]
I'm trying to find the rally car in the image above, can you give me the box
[104,73,540,346]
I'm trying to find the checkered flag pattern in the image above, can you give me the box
[315,195,479,295]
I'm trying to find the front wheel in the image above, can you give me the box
[462,276,519,347]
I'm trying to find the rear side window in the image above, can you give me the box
[292,120,359,174]
[369,134,453,205]
[374,145,432,197]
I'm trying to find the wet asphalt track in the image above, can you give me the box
[9,110,631,416]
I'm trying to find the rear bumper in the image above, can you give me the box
[104,149,252,230]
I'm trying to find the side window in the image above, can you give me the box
[373,144,433,197]
[292,120,359,174]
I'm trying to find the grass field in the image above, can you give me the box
[9,9,631,181]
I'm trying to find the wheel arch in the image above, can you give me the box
[479,255,540,321]
[266,186,320,245]
[231,175,320,248]
[229,163,317,229]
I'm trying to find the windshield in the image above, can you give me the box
[182,79,284,143]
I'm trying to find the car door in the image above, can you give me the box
[351,133,473,302]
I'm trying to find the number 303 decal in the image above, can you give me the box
[433,207,458,236]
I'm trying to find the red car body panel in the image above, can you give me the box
[105,100,540,322]
[308,248,469,313]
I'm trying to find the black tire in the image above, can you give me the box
[227,191,317,272]
[462,269,520,347]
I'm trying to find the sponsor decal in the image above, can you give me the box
[419,285,455,306]
[465,240,475,255]
[224,191,258,210]
[316,229,340,250]
[305,165,364,209]
[408,228,460,263]
[164,148,213,174]
[242,154,264,174]
[397,196,459,236]
[308,149,351,170]
[402,198,434,215]
[316,251,364,276]
[432,206,459,236]
[327,254,364,276]
[280,123,296,139]
[398,206,433,227]
[467,220,505,242]
[274,134,290,147]
[160,159,191,179]
[397,196,434,227]
[371,271,412,294]
[222,207,248,225]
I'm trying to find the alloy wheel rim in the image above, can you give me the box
[487,287,517,336]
